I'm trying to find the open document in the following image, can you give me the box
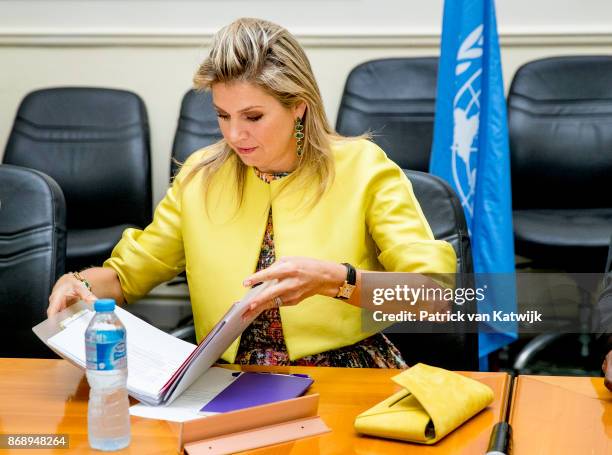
[129,366,239,422]
[32,280,277,406]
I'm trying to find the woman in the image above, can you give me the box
[48,18,456,368]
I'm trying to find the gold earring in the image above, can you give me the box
[294,117,304,157]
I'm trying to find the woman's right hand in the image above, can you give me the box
[603,350,612,392]
[47,273,98,317]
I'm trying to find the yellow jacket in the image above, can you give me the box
[104,138,456,362]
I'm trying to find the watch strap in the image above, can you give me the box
[342,262,357,285]
[335,263,357,300]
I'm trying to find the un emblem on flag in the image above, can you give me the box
[451,24,483,219]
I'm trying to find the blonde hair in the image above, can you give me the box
[186,17,338,211]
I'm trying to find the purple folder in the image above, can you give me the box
[200,372,313,413]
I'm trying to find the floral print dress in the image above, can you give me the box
[234,168,407,368]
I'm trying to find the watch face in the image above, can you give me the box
[338,283,356,299]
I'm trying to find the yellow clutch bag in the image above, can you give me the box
[354,363,494,444]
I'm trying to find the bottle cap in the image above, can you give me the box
[94,299,116,312]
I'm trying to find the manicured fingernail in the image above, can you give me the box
[250,303,255,310]
[243,279,251,286]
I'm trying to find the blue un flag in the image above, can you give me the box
[429,0,517,369]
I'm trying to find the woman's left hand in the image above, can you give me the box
[241,256,346,320]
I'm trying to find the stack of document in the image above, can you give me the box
[33,280,277,406]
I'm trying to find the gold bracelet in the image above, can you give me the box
[72,271,92,292]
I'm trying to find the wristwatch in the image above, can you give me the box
[335,263,357,300]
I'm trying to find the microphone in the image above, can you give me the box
[485,421,512,454]
[485,373,514,454]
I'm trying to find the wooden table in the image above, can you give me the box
[509,375,612,454]
[0,359,508,454]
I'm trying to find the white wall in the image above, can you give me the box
[1,1,611,204]
[2,1,612,35]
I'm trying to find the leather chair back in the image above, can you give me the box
[336,58,438,171]
[406,170,473,275]
[0,164,66,357]
[385,170,477,371]
[171,89,222,177]
[508,56,612,210]
[4,87,152,229]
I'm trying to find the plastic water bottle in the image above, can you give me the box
[85,299,131,451]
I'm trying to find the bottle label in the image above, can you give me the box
[85,330,127,371]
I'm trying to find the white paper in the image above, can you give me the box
[41,280,277,406]
[46,309,91,367]
[129,367,238,422]
[47,306,196,400]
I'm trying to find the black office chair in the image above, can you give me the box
[0,164,66,358]
[383,170,478,371]
[336,57,438,171]
[508,56,612,370]
[171,89,222,178]
[509,56,612,272]
[3,87,152,271]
